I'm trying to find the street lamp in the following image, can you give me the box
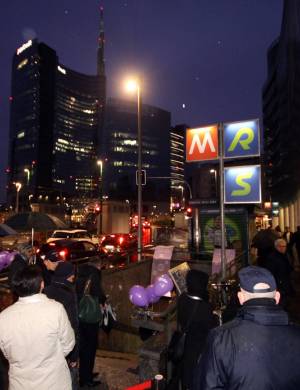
[24,168,30,185]
[14,182,22,213]
[210,169,217,197]
[178,185,185,208]
[97,159,103,235]
[125,77,143,261]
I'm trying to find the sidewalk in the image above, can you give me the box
[88,350,139,390]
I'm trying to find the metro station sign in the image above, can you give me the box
[186,125,218,162]
[223,119,260,159]
[224,165,261,204]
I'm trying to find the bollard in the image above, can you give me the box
[152,374,166,390]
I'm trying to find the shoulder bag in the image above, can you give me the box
[78,278,103,324]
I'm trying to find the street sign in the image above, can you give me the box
[186,125,218,162]
[224,165,261,204]
[223,119,260,159]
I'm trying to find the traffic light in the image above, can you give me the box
[186,207,192,218]
[136,170,146,186]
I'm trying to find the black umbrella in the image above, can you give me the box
[0,223,18,237]
[5,212,67,232]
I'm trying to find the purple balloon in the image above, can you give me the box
[154,274,174,296]
[129,285,149,307]
[146,284,160,304]
[0,251,16,272]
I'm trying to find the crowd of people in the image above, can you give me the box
[0,242,106,389]
[1,230,300,389]
[168,265,300,390]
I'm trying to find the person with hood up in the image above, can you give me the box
[171,269,218,390]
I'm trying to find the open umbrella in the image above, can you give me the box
[0,223,18,237]
[5,212,67,232]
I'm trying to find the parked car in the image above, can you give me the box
[38,239,100,262]
[99,233,138,267]
[100,233,137,255]
[47,229,98,245]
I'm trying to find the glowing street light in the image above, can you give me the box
[15,182,22,213]
[24,168,30,185]
[125,76,143,261]
[210,169,217,197]
[97,159,103,235]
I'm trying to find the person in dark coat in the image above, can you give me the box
[43,262,79,390]
[76,263,106,388]
[264,238,294,307]
[291,225,300,265]
[251,226,277,266]
[172,270,218,390]
[194,266,300,390]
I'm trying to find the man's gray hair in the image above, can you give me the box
[274,238,286,249]
[241,282,276,300]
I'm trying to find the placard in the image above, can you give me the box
[168,262,190,294]
[212,249,236,275]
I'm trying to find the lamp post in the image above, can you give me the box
[125,78,143,261]
[97,160,103,236]
[15,182,22,213]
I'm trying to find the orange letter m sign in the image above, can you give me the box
[186,125,219,162]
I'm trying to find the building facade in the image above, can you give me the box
[170,124,186,208]
[262,0,300,231]
[7,9,106,207]
[102,97,171,212]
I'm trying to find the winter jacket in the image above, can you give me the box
[265,250,293,291]
[177,293,218,389]
[76,263,106,305]
[44,280,79,363]
[0,293,75,390]
[194,298,300,390]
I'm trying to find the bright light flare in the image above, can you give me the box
[125,79,139,93]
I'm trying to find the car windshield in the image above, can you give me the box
[52,232,73,238]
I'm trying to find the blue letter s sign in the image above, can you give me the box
[224,165,261,204]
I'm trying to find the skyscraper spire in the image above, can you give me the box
[97,4,105,76]
[280,0,300,42]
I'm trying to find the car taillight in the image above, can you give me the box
[59,249,68,259]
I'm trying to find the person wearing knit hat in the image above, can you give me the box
[170,270,218,390]
[44,262,79,390]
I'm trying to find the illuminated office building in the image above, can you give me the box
[7,9,105,204]
[102,98,171,209]
[262,0,300,229]
[170,125,186,208]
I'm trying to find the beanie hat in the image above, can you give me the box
[53,262,75,282]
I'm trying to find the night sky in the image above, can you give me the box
[0,0,283,202]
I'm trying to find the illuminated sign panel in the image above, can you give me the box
[186,125,218,162]
[223,119,260,158]
[16,40,32,55]
[224,165,261,204]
